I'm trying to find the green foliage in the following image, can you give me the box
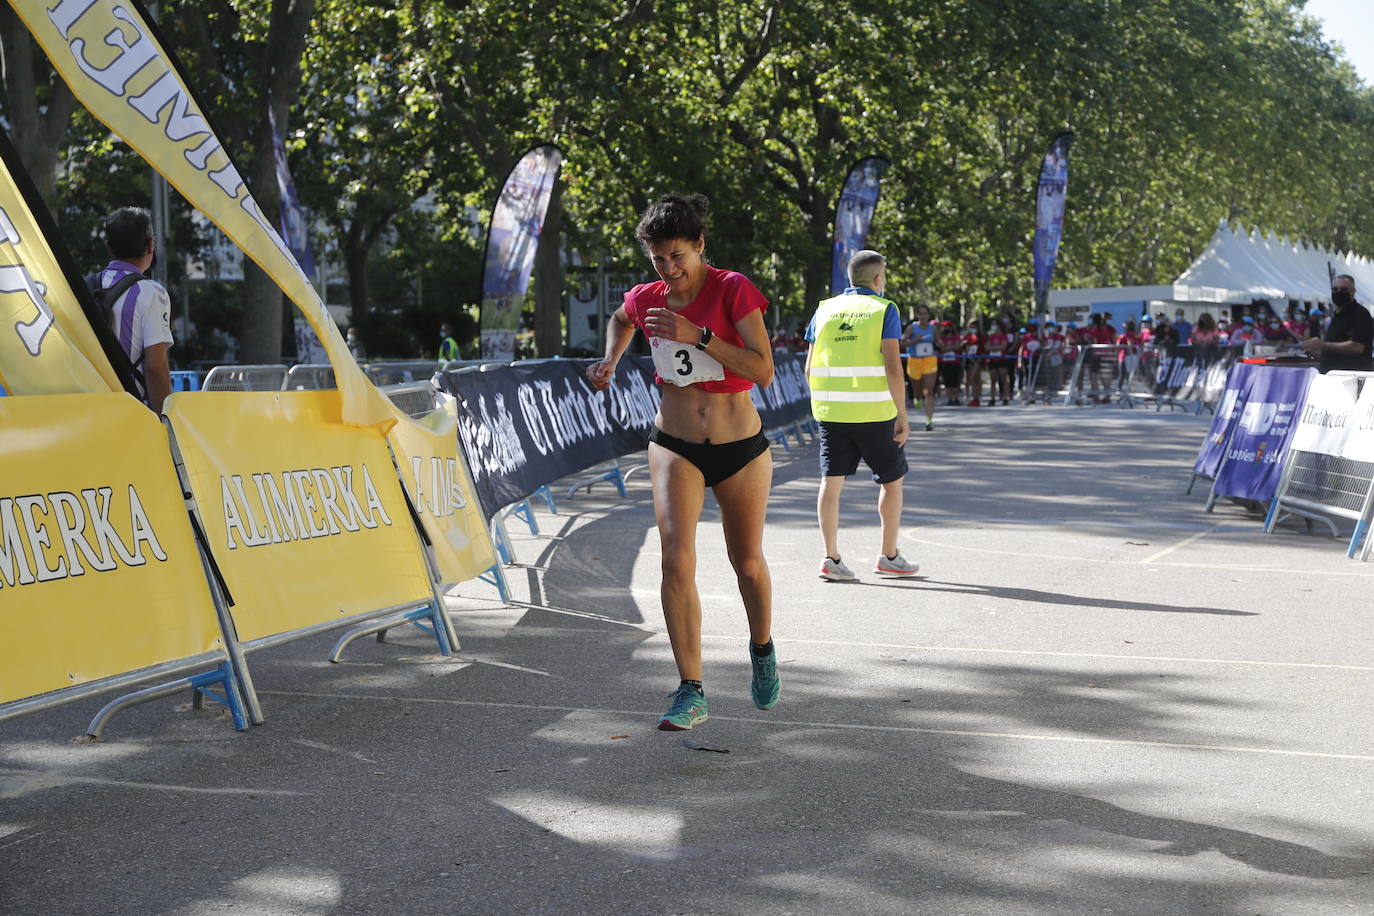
[16,0,1374,349]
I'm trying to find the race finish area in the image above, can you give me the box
[3,403,1370,914]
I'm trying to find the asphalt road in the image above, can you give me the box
[2,403,1372,915]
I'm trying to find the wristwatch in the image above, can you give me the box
[695,326,713,350]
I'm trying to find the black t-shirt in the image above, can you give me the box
[1320,301,1374,373]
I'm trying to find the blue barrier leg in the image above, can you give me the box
[193,662,249,731]
[1263,497,1281,532]
[412,601,453,655]
[479,562,511,602]
[511,499,539,536]
[534,485,557,514]
[566,462,628,498]
[1347,520,1367,559]
[490,518,513,565]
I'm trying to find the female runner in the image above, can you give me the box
[985,318,1013,405]
[587,194,778,732]
[901,304,940,429]
[937,320,963,405]
[962,319,985,406]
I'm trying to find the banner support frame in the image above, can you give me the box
[165,419,266,725]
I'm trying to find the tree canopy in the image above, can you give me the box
[3,0,1373,359]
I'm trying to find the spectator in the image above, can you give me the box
[1139,314,1155,347]
[347,326,367,362]
[1171,308,1193,344]
[1308,308,1327,338]
[1261,315,1292,343]
[92,206,173,413]
[437,321,459,364]
[1302,274,1374,373]
[1191,313,1221,366]
[1285,311,1310,341]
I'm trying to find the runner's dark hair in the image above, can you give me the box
[635,193,708,248]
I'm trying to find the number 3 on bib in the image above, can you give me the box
[651,336,725,386]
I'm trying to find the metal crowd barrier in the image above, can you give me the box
[383,382,439,419]
[367,361,442,386]
[1265,370,1374,560]
[284,363,336,390]
[169,369,201,392]
[200,364,289,391]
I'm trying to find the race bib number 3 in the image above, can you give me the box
[651,336,726,386]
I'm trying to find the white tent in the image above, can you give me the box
[1049,220,1374,319]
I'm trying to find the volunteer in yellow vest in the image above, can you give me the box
[805,249,919,580]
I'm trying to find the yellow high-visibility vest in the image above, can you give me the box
[808,293,896,423]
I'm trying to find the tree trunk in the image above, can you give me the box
[533,178,564,357]
[802,189,832,312]
[1,7,77,214]
[236,0,315,364]
[344,225,371,330]
[238,147,285,362]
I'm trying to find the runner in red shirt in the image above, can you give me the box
[961,321,984,406]
[937,321,963,406]
[1086,313,1115,402]
[1042,320,1067,397]
[1115,319,1143,395]
[984,319,1013,405]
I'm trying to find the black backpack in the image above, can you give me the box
[84,270,149,369]
[84,269,150,400]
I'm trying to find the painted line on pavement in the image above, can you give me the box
[1139,523,1227,564]
[699,633,1374,672]
[900,533,1374,578]
[260,690,1374,763]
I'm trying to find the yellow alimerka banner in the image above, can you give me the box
[0,394,223,704]
[15,0,498,589]
[164,391,434,643]
[388,403,496,585]
[11,0,390,427]
[0,147,121,397]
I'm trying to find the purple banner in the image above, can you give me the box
[480,145,563,360]
[268,109,316,280]
[831,157,889,294]
[1193,363,1249,479]
[1033,132,1073,309]
[1211,365,1316,502]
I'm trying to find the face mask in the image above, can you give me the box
[1333,288,1353,307]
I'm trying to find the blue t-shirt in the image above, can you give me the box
[905,321,936,358]
[805,287,901,342]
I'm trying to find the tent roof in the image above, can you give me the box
[1173,221,1374,303]
[1052,221,1374,308]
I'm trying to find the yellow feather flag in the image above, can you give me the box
[0,133,122,397]
[11,0,392,426]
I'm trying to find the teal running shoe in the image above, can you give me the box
[750,644,781,710]
[657,684,709,731]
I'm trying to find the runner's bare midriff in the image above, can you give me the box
[656,385,761,444]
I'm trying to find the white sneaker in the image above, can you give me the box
[819,556,856,581]
[874,551,919,577]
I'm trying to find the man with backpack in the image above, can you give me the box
[89,207,173,412]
